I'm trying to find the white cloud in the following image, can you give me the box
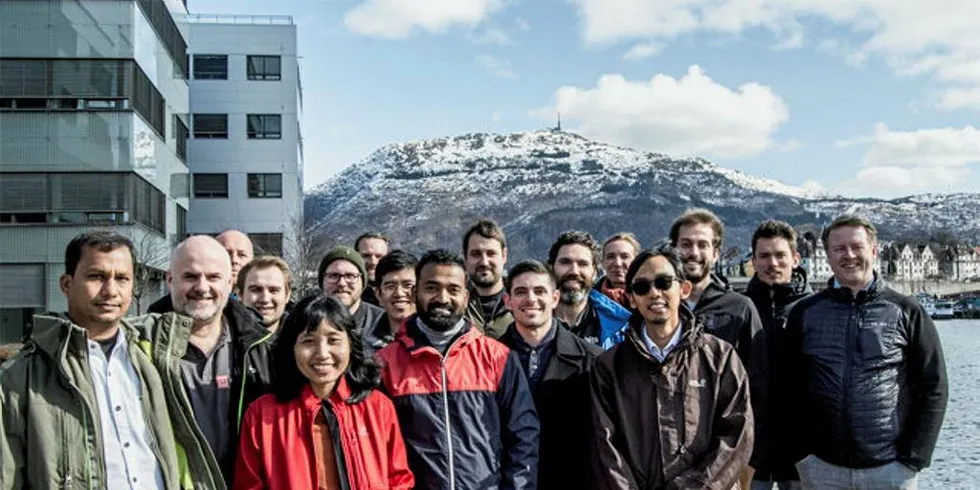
[570,0,980,111]
[531,65,790,158]
[835,124,980,196]
[622,43,662,61]
[344,0,505,39]
[468,27,514,45]
[477,54,516,78]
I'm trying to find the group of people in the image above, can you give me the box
[0,207,948,490]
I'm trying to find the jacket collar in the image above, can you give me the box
[746,267,813,301]
[826,271,883,303]
[395,315,479,356]
[301,376,353,413]
[31,312,139,361]
[625,306,701,364]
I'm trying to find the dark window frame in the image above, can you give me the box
[246,55,282,81]
[247,173,283,199]
[193,173,229,199]
[246,114,282,139]
[192,113,228,139]
[193,54,228,80]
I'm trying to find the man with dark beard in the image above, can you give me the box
[463,219,513,339]
[377,249,540,490]
[669,208,768,488]
[548,231,631,349]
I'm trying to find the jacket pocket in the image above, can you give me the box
[857,321,896,361]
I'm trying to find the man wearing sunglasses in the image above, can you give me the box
[669,208,768,487]
[590,245,754,489]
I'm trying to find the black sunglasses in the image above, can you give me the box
[630,275,679,295]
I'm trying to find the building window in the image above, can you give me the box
[193,114,228,139]
[174,115,189,161]
[247,174,283,198]
[193,55,228,80]
[247,114,281,139]
[251,233,284,255]
[193,174,229,198]
[247,55,282,81]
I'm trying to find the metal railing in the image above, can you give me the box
[184,14,293,25]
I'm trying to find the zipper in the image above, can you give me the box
[842,301,855,464]
[321,403,353,490]
[237,331,274,429]
[440,335,466,490]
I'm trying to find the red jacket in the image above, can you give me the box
[233,377,415,490]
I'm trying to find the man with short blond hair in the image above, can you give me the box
[780,215,947,489]
[237,256,293,334]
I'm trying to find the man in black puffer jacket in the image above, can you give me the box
[779,215,947,489]
[743,220,813,490]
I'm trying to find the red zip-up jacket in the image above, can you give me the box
[233,377,415,490]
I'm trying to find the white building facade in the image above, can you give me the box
[185,15,302,255]
[0,0,191,340]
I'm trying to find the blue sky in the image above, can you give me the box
[192,0,980,199]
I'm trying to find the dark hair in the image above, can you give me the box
[65,230,136,276]
[374,249,418,287]
[271,295,380,404]
[624,244,687,294]
[505,260,557,293]
[752,220,798,254]
[416,248,466,278]
[821,214,877,251]
[669,208,725,249]
[547,231,600,268]
[462,219,507,254]
[354,232,389,251]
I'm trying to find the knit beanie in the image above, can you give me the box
[317,246,369,289]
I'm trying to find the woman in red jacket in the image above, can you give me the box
[234,295,415,490]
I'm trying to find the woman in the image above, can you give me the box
[234,295,415,490]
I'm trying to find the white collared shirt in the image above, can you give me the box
[87,332,165,490]
[641,322,683,362]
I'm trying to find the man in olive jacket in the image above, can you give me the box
[0,232,201,489]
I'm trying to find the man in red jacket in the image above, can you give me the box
[377,249,540,490]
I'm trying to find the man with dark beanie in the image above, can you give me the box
[317,246,384,336]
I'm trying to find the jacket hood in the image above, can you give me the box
[746,266,813,300]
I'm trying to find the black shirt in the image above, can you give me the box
[505,319,558,392]
[479,290,505,324]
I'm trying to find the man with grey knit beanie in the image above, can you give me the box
[317,246,384,337]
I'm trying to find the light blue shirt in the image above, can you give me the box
[87,332,165,490]
[833,277,874,291]
[641,322,683,362]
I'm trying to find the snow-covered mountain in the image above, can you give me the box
[305,130,980,257]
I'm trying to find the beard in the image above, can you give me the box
[471,267,500,289]
[683,258,711,283]
[558,273,593,305]
[417,300,464,331]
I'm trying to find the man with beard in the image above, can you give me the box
[141,235,274,483]
[365,249,417,356]
[548,231,631,349]
[743,221,813,490]
[669,208,767,488]
[237,255,293,335]
[499,260,602,489]
[779,215,947,489]
[590,245,754,489]
[377,249,540,490]
[355,231,389,306]
[463,219,513,339]
[596,232,640,308]
[318,246,384,337]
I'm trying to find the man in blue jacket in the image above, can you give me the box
[548,231,631,349]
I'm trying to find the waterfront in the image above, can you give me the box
[921,319,980,489]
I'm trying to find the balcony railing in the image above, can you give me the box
[185,14,293,25]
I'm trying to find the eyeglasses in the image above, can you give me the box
[630,275,678,295]
[381,281,415,294]
[325,272,361,284]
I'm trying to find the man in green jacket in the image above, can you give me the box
[0,231,186,489]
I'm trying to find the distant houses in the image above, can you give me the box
[800,239,980,282]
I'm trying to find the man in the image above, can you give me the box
[318,246,384,336]
[463,219,513,339]
[355,232,390,306]
[147,229,254,312]
[237,255,293,335]
[744,221,813,490]
[0,232,182,489]
[548,231,631,349]
[590,245,754,489]
[669,208,768,485]
[377,249,539,490]
[365,249,418,356]
[216,229,254,292]
[596,232,640,308]
[142,235,274,482]
[499,260,602,489]
[780,215,947,489]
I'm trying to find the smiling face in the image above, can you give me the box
[827,225,878,290]
[321,260,365,310]
[378,267,416,324]
[294,319,350,397]
[752,237,800,286]
[552,244,596,305]
[357,237,388,282]
[505,271,560,331]
[416,263,469,331]
[602,239,637,288]
[61,245,134,332]
[168,237,233,327]
[465,235,507,291]
[675,223,720,284]
[628,255,692,329]
[241,266,290,330]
